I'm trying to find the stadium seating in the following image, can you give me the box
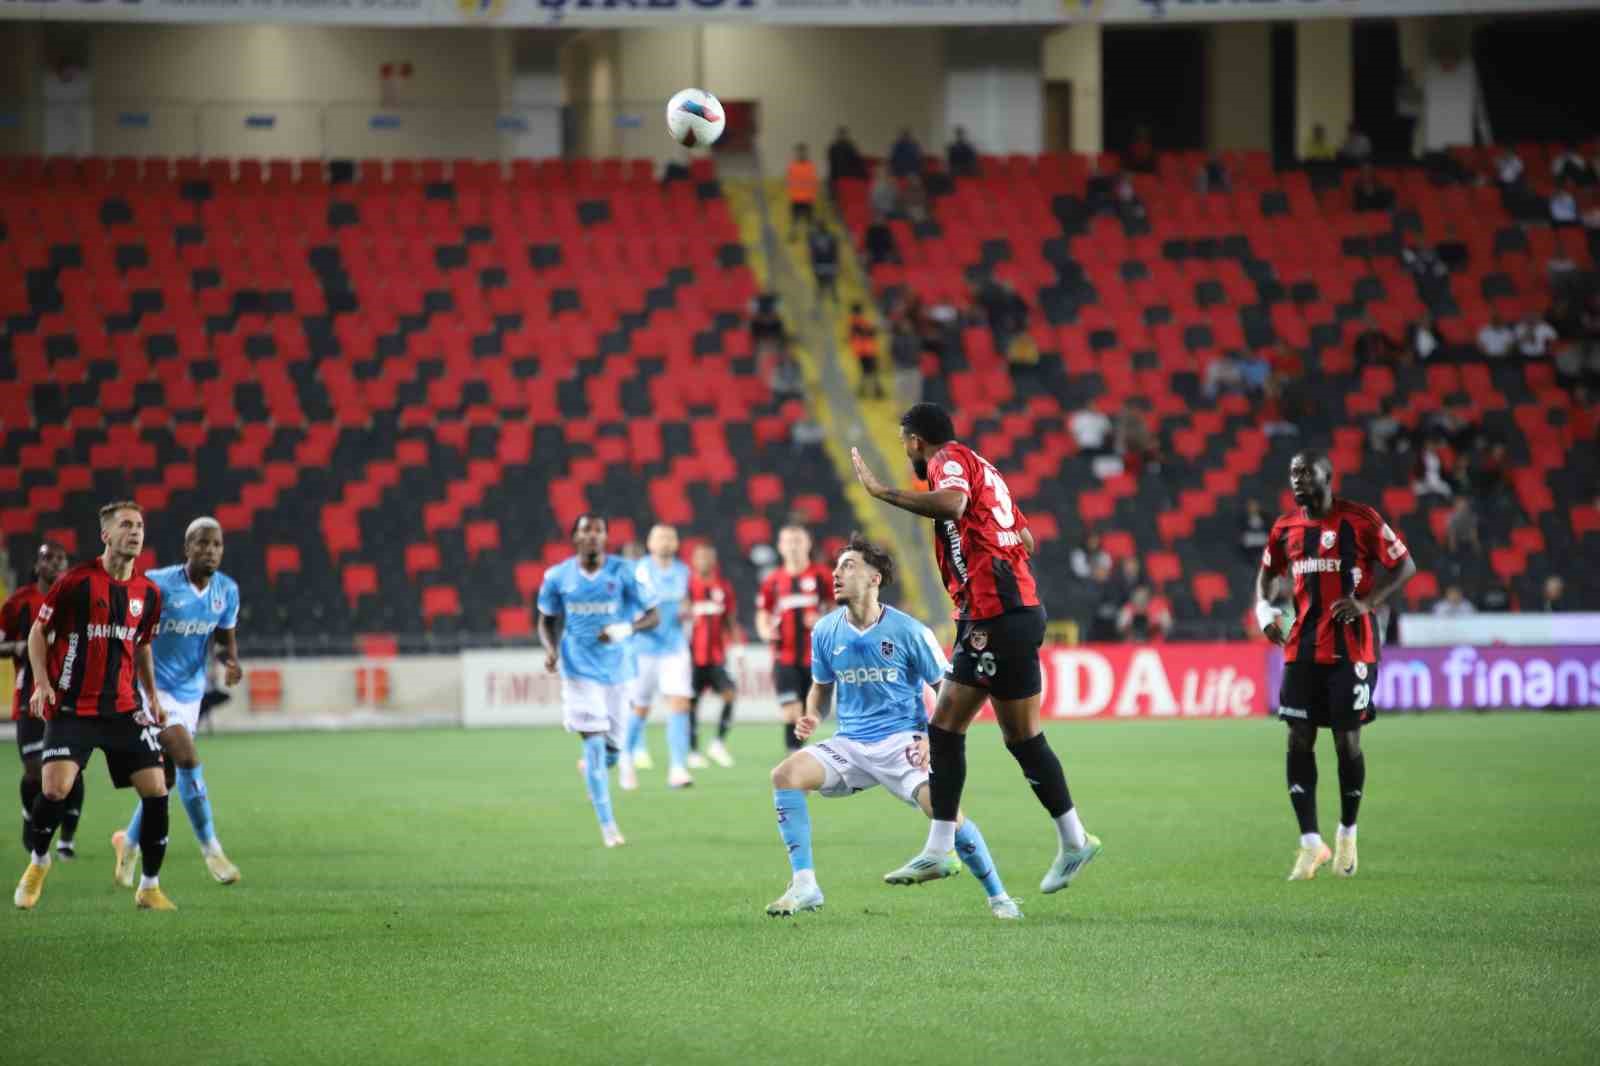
[0,155,858,645]
[838,145,1598,632]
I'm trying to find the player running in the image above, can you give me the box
[2,542,74,858]
[112,517,243,888]
[14,501,177,911]
[1256,450,1416,881]
[538,515,659,847]
[755,523,832,753]
[686,542,739,768]
[852,403,1102,895]
[766,534,1020,920]
[623,524,696,790]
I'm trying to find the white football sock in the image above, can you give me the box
[1300,832,1324,849]
[30,851,50,869]
[924,819,958,856]
[1055,808,1088,850]
[139,875,159,891]
[792,869,818,892]
[1337,824,1357,840]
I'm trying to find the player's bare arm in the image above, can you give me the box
[796,680,830,740]
[538,611,563,672]
[851,448,967,521]
[1255,564,1288,645]
[135,643,167,728]
[26,618,55,718]
[215,627,244,687]
[1331,554,1417,625]
[1020,527,1035,555]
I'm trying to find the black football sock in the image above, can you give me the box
[59,775,84,845]
[718,699,736,740]
[29,792,65,860]
[20,776,40,854]
[783,722,802,752]
[687,704,700,753]
[927,724,967,822]
[138,795,170,879]
[1337,750,1366,828]
[1005,732,1074,819]
[1287,750,1319,836]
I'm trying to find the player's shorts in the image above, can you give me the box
[1278,660,1378,731]
[561,677,629,746]
[791,200,815,225]
[629,650,694,708]
[155,691,203,736]
[773,664,813,708]
[15,715,45,764]
[803,730,928,809]
[40,713,164,789]
[691,664,734,695]
[948,606,1047,701]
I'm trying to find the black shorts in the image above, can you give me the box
[773,664,813,708]
[692,665,734,696]
[1278,660,1378,731]
[949,606,1047,701]
[791,201,815,225]
[15,716,45,765]
[41,714,164,788]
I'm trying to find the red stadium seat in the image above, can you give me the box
[1191,572,1231,616]
[404,543,441,581]
[495,607,533,638]
[421,586,462,627]
[265,545,302,584]
[342,564,378,609]
[465,521,501,560]
[1405,570,1440,608]
[1145,551,1182,588]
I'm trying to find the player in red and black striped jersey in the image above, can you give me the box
[1255,450,1416,882]
[686,542,741,767]
[1,542,72,857]
[853,403,1102,896]
[755,524,832,753]
[14,501,178,912]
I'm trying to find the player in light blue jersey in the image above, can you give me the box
[113,517,244,889]
[765,534,1020,920]
[538,515,659,848]
[623,524,700,790]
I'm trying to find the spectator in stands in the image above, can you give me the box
[1203,351,1247,399]
[1127,126,1156,173]
[1432,585,1477,616]
[786,143,820,240]
[1070,405,1113,456]
[1471,441,1510,499]
[1070,531,1112,581]
[1445,496,1481,555]
[1407,313,1441,362]
[1259,374,1303,439]
[1396,70,1422,155]
[864,212,896,267]
[1478,313,1516,358]
[901,174,929,224]
[1550,182,1579,226]
[889,318,922,408]
[1552,145,1595,187]
[870,169,900,219]
[1494,147,1526,187]
[1239,499,1270,560]
[826,127,867,193]
[1516,312,1559,358]
[1117,584,1173,643]
[1436,225,1470,273]
[1195,156,1230,194]
[1085,160,1117,214]
[1303,123,1335,162]
[1368,398,1407,454]
[889,128,923,180]
[1541,575,1568,612]
[1114,400,1160,472]
[1352,164,1395,212]
[1087,555,1122,643]
[1339,122,1373,163]
[750,291,785,357]
[1413,441,1454,499]
[848,303,884,400]
[807,221,839,302]
[1355,313,1401,367]
[975,273,1028,354]
[946,126,979,178]
[1402,241,1448,280]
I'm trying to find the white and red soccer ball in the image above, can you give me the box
[666,88,726,148]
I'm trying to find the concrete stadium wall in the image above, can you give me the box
[1042,23,1102,155]
[1207,21,1272,153]
[1295,16,1352,158]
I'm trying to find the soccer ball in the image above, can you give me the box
[665,88,726,148]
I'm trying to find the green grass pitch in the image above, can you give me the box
[3,712,1597,1066]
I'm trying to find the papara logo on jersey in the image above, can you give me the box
[567,601,622,616]
[160,618,218,638]
[836,666,900,685]
[1292,558,1341,576]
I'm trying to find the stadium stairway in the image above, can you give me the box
[737,174,940,629]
